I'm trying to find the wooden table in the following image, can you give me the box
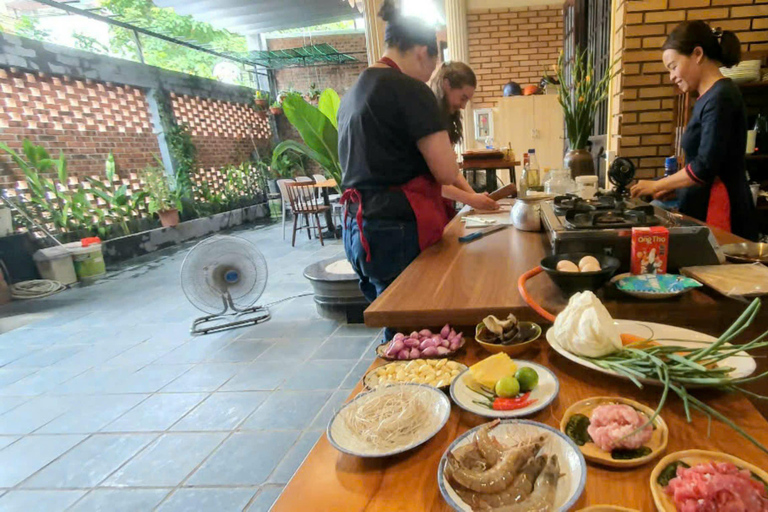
[272,212,768,512]
[461,157,519,193]
[311,178,339,238]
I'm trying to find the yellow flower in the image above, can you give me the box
[579,96,584,102]
[586,75,591,83]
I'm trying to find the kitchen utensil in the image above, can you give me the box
[475,321,542,356]
[650,450,768,512]
[540,253,620,295]
[458,224,507,243]
[681,263,768,297]
[544,169,576,195]
[510,198,541,231]
[327,383,451,458]
[545,320,756,386]
[438,420,587,512]
[720,242,768,264]
[488,183,517,201]
[560,397,668,468]
[449,361,559,419]
[575,175,598,200]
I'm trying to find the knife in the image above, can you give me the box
[459,224,508,243]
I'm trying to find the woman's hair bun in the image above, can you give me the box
[719,30,741,68]
[378,0,399,23]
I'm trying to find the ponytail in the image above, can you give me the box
[378,0,438,57]
[662,20,741,68]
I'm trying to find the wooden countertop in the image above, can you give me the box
[364,211,754,331]
[272,342,768,512]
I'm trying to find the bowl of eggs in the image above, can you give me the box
[540,253,621,295]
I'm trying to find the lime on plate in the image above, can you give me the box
[495,375,520,398]
[516,367,539,392]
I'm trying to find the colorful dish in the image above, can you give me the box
[327,383,451,458]
[650,450,768,512]
[375,325,465,361]
[560,397,668,468]
[438,420,587,512]
[613,273,702,299]
[450,361,559,419]
[363,359,467,390]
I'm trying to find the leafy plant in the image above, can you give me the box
[254,90,270,101]
[554,48,617,150]
[307,83,321,102]
[269,151,303,180]
[272,89,342,192]
[86,153,147,236]
[141,160,183,215]
[270,101,283,110]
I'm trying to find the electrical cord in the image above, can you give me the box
[262,292,313,309]
[10,279,66,300]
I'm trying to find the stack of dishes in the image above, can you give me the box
[762,69,768,82]
[721,60,761,83]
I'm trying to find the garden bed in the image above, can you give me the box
[102,202,270,264]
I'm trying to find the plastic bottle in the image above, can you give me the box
[484,136,494,149]
[519,153,530,197]
[527,149,541,190]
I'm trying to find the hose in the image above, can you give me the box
[10,279,66,300]
[517,266,556,323]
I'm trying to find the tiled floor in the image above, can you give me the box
[0,221,381,511]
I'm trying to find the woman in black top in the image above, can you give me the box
[631,21,758,241]
[339,1,497,337]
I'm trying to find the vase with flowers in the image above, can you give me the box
[554,48,616,178]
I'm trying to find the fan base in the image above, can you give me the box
[191,306,271,335]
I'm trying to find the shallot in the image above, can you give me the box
[409,348,421,358]
[409,331,419,339]
[436,346,451,355]
[397,349,410,360]
[383,324,460,360]
[421,346,438,357]
[420,338,436,350]
[404,338,420,348]
[419,329,432,337]
[393,333,405,342]
[440,324,451,338]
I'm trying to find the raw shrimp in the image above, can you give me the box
[453,443,489,472]
[447,436,545,494]
[493,454,560,512]
[476,420,507,466]
[470,456,547,511]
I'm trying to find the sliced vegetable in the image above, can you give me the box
[657,461,691,488]
[565,414,592,446]
[611,446,652,460]
[492,394,536,411]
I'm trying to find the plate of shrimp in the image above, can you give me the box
[438,419,587,511]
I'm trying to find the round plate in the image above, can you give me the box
[375,337,466,361]
[546,320,756,387]
[438,420,587,511]
[560,397,668,468]
[363,359,468,391]
[720,242,768,264]
[327,383,451,458]
[578,507,640,512]
[650,449,768,512]
[449,362,559,419]
[475,321,542,356]
[612,273,702,300]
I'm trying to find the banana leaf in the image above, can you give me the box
[318,89,341,129]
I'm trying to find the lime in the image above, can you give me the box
[515,367,539,392]
[495,375,520,398]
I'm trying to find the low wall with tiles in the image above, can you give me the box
[0,32,271,189]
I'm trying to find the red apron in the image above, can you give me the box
[339,56,453,262]
[706,177,732,233]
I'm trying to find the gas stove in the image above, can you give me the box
[541,195,725,272]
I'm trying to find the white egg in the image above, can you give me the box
[580,262,602,273]
[578,256,601,272]
[556,260,580,273]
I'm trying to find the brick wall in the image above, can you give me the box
[467,4,564,108]
[615,1,768,178]
[0,67,160,188]
[171,93,272,170]
[267,32,368,96]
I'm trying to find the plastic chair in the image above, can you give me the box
[284,182,331,247]
[276,178,296,240]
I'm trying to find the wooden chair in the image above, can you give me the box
[284,182,331,247]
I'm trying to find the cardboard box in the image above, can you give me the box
[631,226,669,275]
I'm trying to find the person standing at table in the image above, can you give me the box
[430,61,477,146]
[631,20,758,241]
[339,0,498,339]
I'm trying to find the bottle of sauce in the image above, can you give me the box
[520,153,530,197]
[527,148,541,190]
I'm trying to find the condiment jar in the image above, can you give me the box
[544,169,575,195]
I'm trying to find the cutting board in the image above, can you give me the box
[680,263,768,297]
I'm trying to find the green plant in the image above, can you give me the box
[272,89,342,192]
[86,153,147,236]
[269,151,303,179]
[554,48,617,150]
[277,88,302,104]
[270,101,282,110]
[255,90,270,101]
[307,83,321,102]
[141,159,183,215]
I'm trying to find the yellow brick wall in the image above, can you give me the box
[467,5,564,108]
[614,0,768,179]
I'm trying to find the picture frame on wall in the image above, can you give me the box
[474,108,493,142]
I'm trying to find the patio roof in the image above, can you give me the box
[152,0,360,36]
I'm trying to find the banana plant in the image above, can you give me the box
[86,153,147,236]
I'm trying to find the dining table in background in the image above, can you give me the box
[460,156,519,193]
[312,178,340,239]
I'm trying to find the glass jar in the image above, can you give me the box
[544,169,576,195]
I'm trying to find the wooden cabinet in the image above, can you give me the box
[492,95,565,184]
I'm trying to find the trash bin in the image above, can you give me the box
[65,238,106,281]
[33,245,77,285]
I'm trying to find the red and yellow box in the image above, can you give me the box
[631,226,669,275]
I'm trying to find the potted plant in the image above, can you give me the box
[254,90,270,109]
[554,48,616,178]
[306,83,321,104]
[269,101,283,115]
[142,161,183,228]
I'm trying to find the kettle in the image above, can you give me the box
[510,195,551,232]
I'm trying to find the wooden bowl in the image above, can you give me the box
[560,397,668,469]
[650,450,768,512]
[474,321,542,356]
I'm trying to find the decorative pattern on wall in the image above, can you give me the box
[170,93,271,140]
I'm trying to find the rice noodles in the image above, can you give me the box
[343,387,432,451]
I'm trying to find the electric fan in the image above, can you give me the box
[181,235,271,335]
[608,157,636,198]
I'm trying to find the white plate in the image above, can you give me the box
[327,383,451,458]
[546,320,756,386]
[438,420,587,511]
[449,362,559,418]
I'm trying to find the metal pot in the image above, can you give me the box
[510,198,542,232]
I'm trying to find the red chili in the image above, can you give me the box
[492,392,537,411]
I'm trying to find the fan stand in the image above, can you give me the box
[191,292,271,335]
